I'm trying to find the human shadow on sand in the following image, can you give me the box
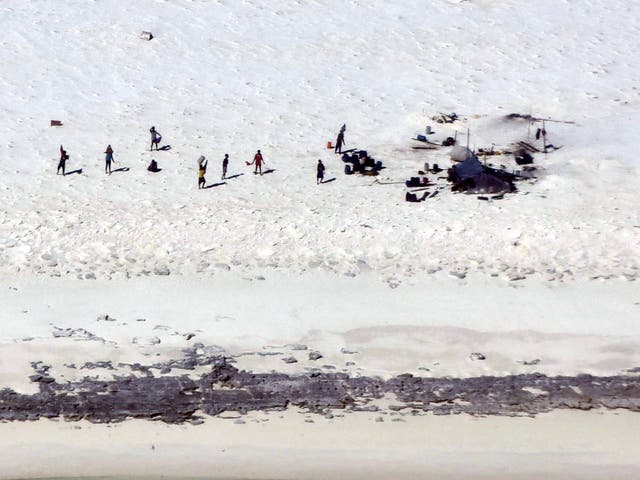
[64,169,83,175]
[321,177,336,184]
[255,169,275,175]
[225,173,244,180]
[158,145,172,151]
[204,182,227,189]
[111,167,130,173]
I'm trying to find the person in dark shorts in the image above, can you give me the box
[57,146,69,175]
[316,159,325,184]
[222,154,229,180]
[150,126,161,151]
[105,145,114,174]
[335,124,346,154]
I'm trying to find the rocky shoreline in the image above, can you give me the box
[2,346,639,424]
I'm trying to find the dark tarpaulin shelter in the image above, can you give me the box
[450,156,483,180]
[448,156,515,194]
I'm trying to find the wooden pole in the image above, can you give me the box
[543,120,547,161]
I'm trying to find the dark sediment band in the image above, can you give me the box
[1,346,639,424]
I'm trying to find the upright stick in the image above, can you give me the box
[543,120,547,160]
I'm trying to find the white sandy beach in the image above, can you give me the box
[1,0,640,477]
[1,273,640,478]
[0,0,638,283]
[2,410,640,480]
[1,272,640,395]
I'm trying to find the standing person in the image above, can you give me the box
[316,159,325,185]
[334,124,346,154]
[198,156,207,189]
[104,145,114,175]
[57,145,69,175]
[248,149,265,175]
[150,126,161,151]
[222,154,229,180]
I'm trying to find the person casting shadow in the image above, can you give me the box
[222,153,229,180]
[150,126,162,151]
[105,145,114,175]
[198,156,207,189]
[57,145,69,175]
[248,149,265,175]
[335,124,346,154]
[147,159,161,172]
[317,159,325,184]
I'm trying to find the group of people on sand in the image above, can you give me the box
[58,143,119,175]
[56,124,343,188]
[57,127,166,177]
[196,149,267,189]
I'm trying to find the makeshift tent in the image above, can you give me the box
[448,157,515,194]
[452,173,514,194]
[449,156,483,181]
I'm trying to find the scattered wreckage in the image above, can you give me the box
[345,111,566,202]
[403,113,560,201]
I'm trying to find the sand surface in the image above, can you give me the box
[1,273,640,395]
[0,0,638,283]
[2,0,640,477]
[2,410,640,480]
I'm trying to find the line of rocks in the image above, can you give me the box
[1,347,639,424]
